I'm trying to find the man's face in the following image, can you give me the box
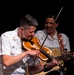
[21,25,36,40]
[45,17,58,34]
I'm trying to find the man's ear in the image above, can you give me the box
[20,27,24,31]
[56,22,59,27]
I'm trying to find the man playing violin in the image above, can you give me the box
[0,14,58,75]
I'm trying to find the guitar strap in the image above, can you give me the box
[57,33,67,72]
[57,33,64,51]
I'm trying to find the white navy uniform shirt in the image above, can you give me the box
[35,29,71,51]
[0,28,39,75]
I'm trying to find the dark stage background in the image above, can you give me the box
[0,0,74,74]
[0,0,74,52]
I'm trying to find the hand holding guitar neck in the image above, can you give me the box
[61,49,74,61]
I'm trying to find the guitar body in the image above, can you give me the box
[50,48,64,71]
[33,48,64,75]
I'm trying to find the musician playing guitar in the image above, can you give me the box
[35,14,74,75]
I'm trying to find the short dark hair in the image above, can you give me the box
[19,14,38,27]
[45,14,58,23]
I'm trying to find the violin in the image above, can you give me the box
[22,37,52,61]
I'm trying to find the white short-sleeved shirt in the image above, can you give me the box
[35,29,71,51]
[0,37,4,75]
[0,28,39,75]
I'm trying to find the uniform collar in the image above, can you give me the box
[43,29,58,40]
[12,27,20,41]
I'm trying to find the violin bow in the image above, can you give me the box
[40,6,63,53]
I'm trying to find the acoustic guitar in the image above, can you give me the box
[33,48,74,75]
